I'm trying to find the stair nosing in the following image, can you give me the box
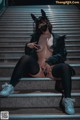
[0,92,80,97]
[9,114,80,119]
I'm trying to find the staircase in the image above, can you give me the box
[0,5,80,120]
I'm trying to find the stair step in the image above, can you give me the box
[0,22,80,25]
[0,18,80,21]
[0,77,80,91]
[0,50,80,57]
[0,63,79,77]
[0,76,80,81]
[0,44,80,51]
[0,44,80,48]
[0,27,80,31]
[0,56,80,62]
[0,50,80,53]
[0,91,80,108]
[0,34,79,38]
[1,107,80,120]
[0,20,80,25]
[7,113,80,120]
[0,31,80,34]
[1,108,80,115]
[5,5,78,9]
[0,24,80,30]
[0,39,80,44]
[1,14,80,17]
[0,63,80,68]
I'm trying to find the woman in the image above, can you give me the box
[1,9,75,115]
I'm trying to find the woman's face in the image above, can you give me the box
[38,21,48,33]
[38,22,46,29]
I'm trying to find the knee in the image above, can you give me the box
[61,63,70,71]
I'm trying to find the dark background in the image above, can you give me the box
[8,0,56,5]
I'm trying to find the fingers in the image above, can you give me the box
[33,43,40,49]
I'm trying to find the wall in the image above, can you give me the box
[0,0,4,10]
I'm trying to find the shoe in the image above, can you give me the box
[0,83,14,96]
[62,97,75,115]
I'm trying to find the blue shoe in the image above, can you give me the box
[62,97,75,115]
[0,83,14,96]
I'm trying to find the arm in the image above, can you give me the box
[25,34,36,55]
[46,35,67,65]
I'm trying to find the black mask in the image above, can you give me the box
[39,24,47,33]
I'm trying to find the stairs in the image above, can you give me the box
[0,5,80,119]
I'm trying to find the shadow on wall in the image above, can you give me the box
[8,0,56,5]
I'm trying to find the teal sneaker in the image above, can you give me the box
[0,83,14,96]
[62,97,75,115]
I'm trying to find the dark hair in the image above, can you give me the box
[31,9,52,33]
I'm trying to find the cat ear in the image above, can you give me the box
[31,14,37,23]
[41,9,46,17]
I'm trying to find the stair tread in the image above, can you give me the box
[0,50,80,53]
[0,76,80,81]
[0,63,80,67]
[0,44,80,47]
[0,39,80,43]
[0,56,80,60]
[1,108,80,119]
[1,108,80,114]
[8,113,80,119]
[0,90,80,97]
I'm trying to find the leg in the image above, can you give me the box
[1,55,40,96]
[52,63,72,98]
[10,55,40,87]
[52,63,75,114]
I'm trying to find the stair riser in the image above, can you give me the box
[2,14,80,16]
[0,53,80,57]
[0,25,80,29]
[1,17,80,20]
[0,24,80,28]
[0,20,80,28]
[0,96,79,108]
[0,40,80,45]
[0,40,80,44]
[0,80,80,91]
[66,60,80,64]
[0,60,79,64]
[0,32,80,35]
[0,46,80,51]
[1,59,80,63]
[0,26,80,31]
[6,118,80,120]
[0,35,80,38]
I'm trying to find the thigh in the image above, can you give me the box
[52,63,66,78]
[24,55,40,75]
[17,55,40,75]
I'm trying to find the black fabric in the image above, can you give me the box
[10,55,40,86]
[52,63,72,97]
[10,56,72,97]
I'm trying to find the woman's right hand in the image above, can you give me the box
[27,42,39,49]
